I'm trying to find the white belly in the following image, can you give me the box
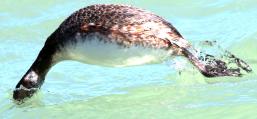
[55,34,173,67]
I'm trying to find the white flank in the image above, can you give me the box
[54,33,173,67]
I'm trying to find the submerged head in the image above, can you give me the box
[13,86,38,101]
[13,70,43,101]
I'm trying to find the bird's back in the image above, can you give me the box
[49,4,183,49]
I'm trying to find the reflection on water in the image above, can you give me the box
[0,0,257,119]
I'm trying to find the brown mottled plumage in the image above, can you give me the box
[49,4,184,49]
[13,4,251,101]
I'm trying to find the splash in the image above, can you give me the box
[196,40,252,77]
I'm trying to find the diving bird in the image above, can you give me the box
[13,4,252,101]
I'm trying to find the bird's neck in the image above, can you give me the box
[31,49,55,78]
[19,41,59,89]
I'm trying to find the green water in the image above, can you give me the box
[1,0,257,119]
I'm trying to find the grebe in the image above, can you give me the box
[13,4,252,101]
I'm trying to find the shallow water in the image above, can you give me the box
[1,0,257,119]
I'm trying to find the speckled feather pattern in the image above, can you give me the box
[48,4,184,49]
[13,4,253,101]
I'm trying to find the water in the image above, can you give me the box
[1,0,257,118]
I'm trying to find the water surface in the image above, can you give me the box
[1,0,257,119]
